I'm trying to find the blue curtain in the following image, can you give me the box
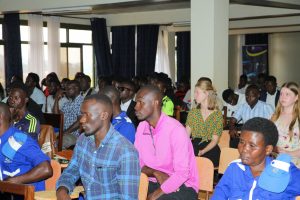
[245,33,268,45]
[176,31,190,82]
[136,25,159,76]
[3,13,23,86]
[90,18,112,77]
[111,26,135,78]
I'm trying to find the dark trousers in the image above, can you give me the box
[148,182,197,200]
[192,138,220,167]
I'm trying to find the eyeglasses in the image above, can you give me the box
[117,87,132,92]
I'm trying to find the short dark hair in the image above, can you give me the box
[242,117,278,146]
[246,84,259,94]
[101,86,120,104]
[121,79,136,92]
[139,85,163,105]
[9,82,29,97]
[265,75,277,84]
[222,88,234,102]
[84,94,113,114]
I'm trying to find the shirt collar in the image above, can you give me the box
[87,124,116,146]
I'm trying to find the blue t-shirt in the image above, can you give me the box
[112,111,136,143]
[0,126,50,191]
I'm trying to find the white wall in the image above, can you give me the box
[269,32,300,86]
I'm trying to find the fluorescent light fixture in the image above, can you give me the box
[42,6,92,14]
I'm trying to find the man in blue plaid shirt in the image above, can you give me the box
[56,94,140,200]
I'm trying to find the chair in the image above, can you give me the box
[138,172,149,200]
[195,157,214,200]
[218,130,230,149]
[45,159,61,190]
[38,125,56,158]
[296,196,300,200]
[43,113,64,151]
[218,147,240,174]
[0,181,34,200]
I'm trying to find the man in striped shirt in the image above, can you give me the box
[8,83,40,141]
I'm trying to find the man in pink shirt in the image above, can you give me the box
[134,85,199,199]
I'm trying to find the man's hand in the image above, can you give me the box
[153,171,169,185]
[147,188,164,200]
[56,187,71,200]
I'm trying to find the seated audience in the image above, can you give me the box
[271,82,300,168]
[53,80,84,149]
[134,85,199,199]
[79,75,94,98]
[56,94,140,200]
[25,73,46,111]
[186,79,222,167]
[101,86,136,143]
[119,79,139,127]
[8,83,40,141]
[229,84,274,147]
[260,75,280,110]
[0,102,52,191]
[45,79,68,113]
[175,78,190,102]
[222,88,246,118]
[212,117,300,199]
[235,74,248,94]
[155,76,174,116]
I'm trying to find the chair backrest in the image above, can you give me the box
[218,147,240,174]
[138,173,149,200]
[0,181,34,200]
[45,159,61,190]
[218,130,230,149]
[43,113,64,151]
[196,157,214,193]
[296,196,300,200]
[38,125,56,158]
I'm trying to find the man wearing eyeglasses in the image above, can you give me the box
[119,80,139,128]
[134,85,199,200]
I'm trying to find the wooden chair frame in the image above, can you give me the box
[196,157,214,200]
[0,181,34,200]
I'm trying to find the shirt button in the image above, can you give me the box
[94,151,97,154]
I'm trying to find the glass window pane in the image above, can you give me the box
[83,45,94,87]
[20,25,29,41]
[69,29,91,44]
[0,45,5,86]
[60,47,68,80]
[0,24,2,40]
[68,47,81,80]
[60,28,66,43]
[21,44,29,80]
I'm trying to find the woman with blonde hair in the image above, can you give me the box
[271,81,300,167]
[186,78,223,167]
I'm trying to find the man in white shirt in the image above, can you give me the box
[260,75,280,110]
[222,88,246,118]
